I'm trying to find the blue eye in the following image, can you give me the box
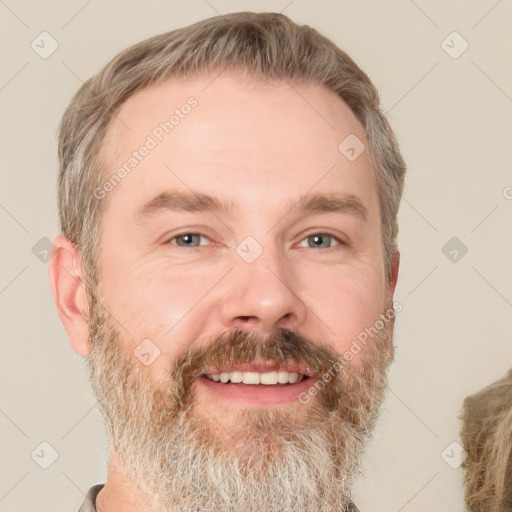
[166,232,344,250]
[168,233,209,247]
[298,233,342,249]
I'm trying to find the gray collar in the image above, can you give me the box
[77,484,360,512]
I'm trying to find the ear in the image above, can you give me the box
[387,250,400,296]
[48,235,91,357]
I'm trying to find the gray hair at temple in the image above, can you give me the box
[57,11,406,292]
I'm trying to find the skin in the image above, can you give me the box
[49,71,400,511]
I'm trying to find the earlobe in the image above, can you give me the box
[48,235,91,357]
[388,250,400,296]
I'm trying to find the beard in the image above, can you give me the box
[86,292,395,512]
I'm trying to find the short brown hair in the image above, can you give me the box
[58,11,406,288]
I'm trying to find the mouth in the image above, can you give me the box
[197,363,316,406]
[203,369,308,385]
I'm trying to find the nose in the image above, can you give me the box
[219,250,307,334]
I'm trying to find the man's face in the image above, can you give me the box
[87,72,397,510]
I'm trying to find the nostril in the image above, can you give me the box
[234,316,259,327]
[239,316,252,321]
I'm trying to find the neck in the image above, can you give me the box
[96,450,153,512]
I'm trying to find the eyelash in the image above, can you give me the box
[165,231,346,250]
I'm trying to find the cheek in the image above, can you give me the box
[99,262,215,356]
[101,249,206,323]
[97,277,193,381]
[302,264,385,354]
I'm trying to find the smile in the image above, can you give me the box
[198,365,316,406]
[203,370,306,385]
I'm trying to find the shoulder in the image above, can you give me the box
[77,484,104,512]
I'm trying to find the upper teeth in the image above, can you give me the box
[204,370,303,385]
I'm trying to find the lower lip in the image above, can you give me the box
[197,375,317,406]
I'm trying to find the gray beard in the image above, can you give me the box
[86,296,394,512]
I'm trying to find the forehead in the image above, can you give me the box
[99,71,378,222]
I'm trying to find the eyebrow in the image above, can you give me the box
[134,190,368,223]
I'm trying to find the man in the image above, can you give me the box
[49,11,405,512]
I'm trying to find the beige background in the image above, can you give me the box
[1,1,511,511]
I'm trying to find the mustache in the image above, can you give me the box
[169,327,346,409]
